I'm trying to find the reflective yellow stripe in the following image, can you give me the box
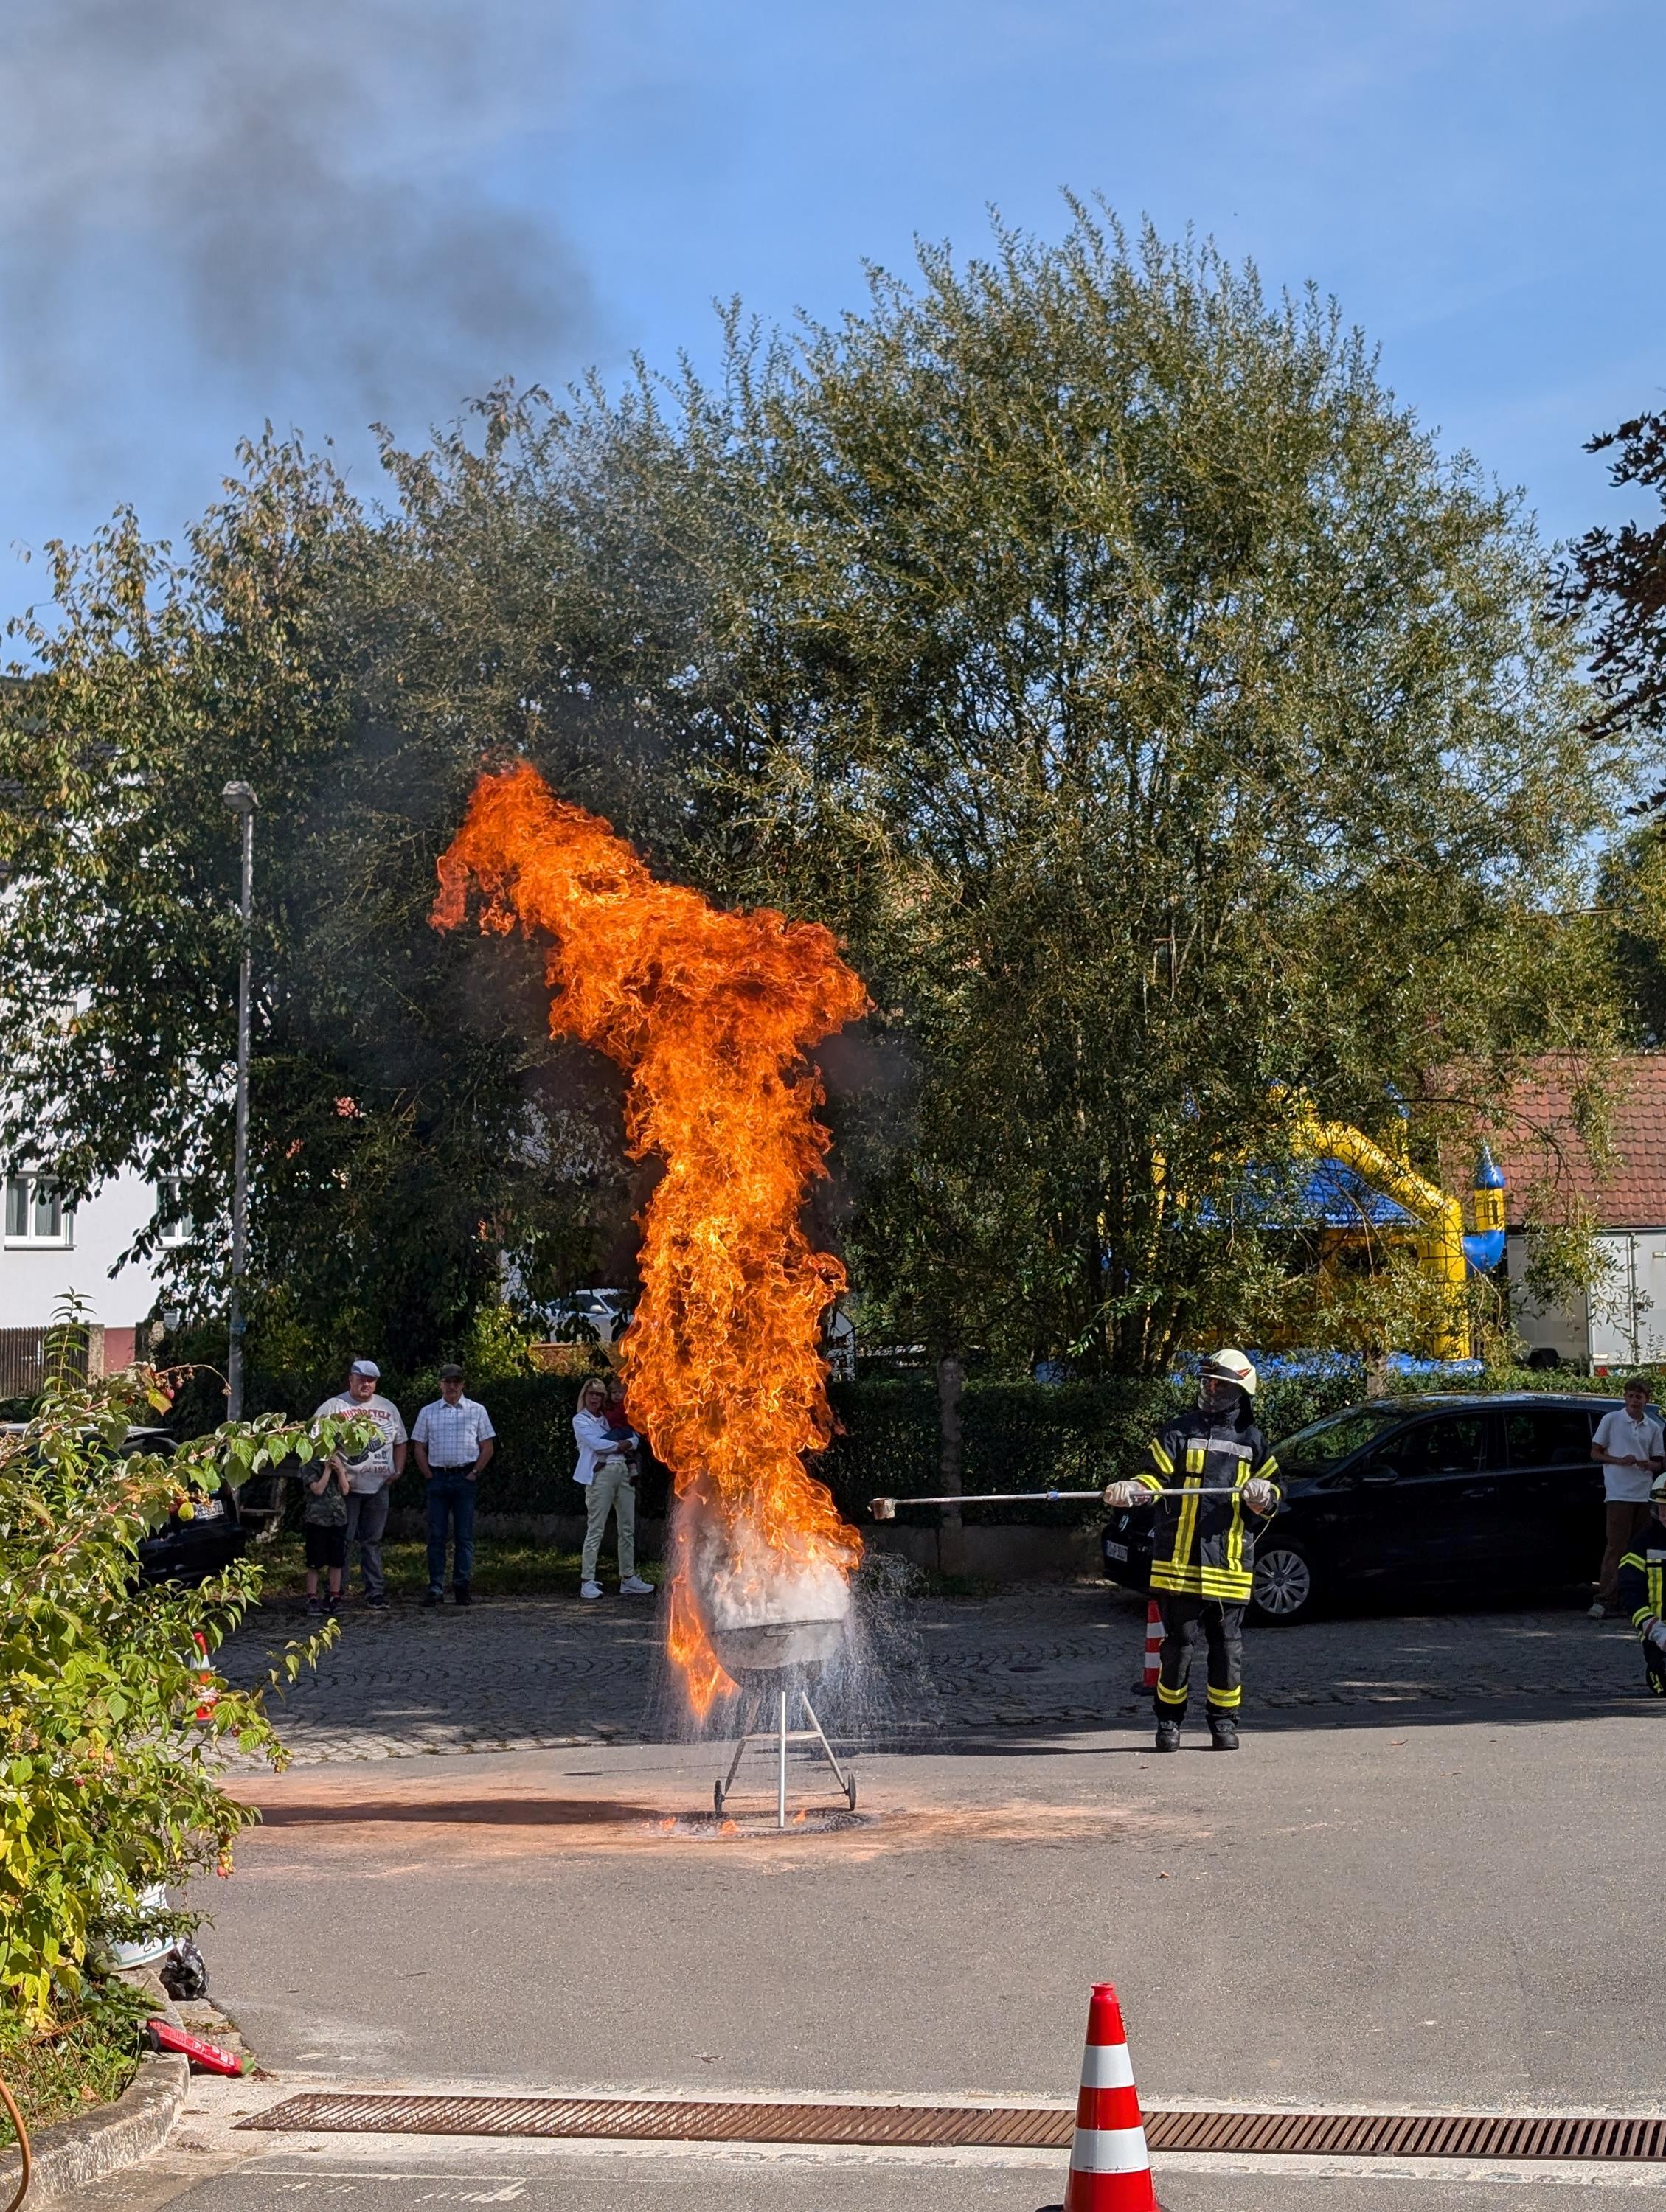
[1653,1565,1665,1619]
[1198,1573,1253,1601]
[1171,1478,1202,1576]
[1186,1442,1206,1475]
[1155,1680,1187,1707]
[1226,1489,1244,1579]
[1207,1684,1243,1709]
[1149,1440,1175,1476]
[1150,1561,1204,1594]
[1134,1472,1165,1494]
[1634,1608,1654,1631]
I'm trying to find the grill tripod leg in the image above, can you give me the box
[799,1690,857,1811]
[714,1725,750,1816]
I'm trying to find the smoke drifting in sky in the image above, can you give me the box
[0,0,588,467]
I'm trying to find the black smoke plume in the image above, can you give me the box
[0,0,589,460]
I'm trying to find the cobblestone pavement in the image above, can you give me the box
[217,1580,1659,1764]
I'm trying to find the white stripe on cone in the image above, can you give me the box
[1068,2124,1153,2174]
[1079,2042,1136,2089]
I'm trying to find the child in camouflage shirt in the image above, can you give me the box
[299,1447,350,1615]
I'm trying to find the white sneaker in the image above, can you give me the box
[580,1580,603,1601]
[619,1575,655,1596]
[1588,1601,1607,1620]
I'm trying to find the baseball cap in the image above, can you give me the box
[438,1363,465,1381]
[349,1358,381,1380]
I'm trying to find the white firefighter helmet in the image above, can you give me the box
[1199,1347,1258,1398]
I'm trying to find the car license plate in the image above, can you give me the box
[1104,1540,1128,1562]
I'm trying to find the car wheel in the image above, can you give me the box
[1251,1542,1316,1624]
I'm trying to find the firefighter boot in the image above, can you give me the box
[1154,1716,1181,1753]
[1207,1711,1240,1753]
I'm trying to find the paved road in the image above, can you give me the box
[89,1587,1665,2210]
[217,1579,1653,1761]
[91,2137,1642,2212]
[199,1715,1666,2112]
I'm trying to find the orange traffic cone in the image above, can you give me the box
[1061,1983,1160,2211]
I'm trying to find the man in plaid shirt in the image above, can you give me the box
[412,1364,496,1607]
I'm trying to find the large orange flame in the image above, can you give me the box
[431,763,868,1714]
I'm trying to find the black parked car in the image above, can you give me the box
[1101,1393,1621,1624]
[1,1422,249,1585]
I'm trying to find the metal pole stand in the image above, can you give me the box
[712,1682,858,1827]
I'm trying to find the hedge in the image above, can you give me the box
[153,1360,1641,1528]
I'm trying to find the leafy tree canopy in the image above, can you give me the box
[0,399,733,1374]
[656,210,1632,1366]
[0,209,1643,1377]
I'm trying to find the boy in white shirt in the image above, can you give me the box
[1589,1378,1665,1618]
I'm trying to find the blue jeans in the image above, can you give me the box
[426,1472,476,1593]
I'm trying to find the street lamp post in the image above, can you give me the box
[221,782,257,1420]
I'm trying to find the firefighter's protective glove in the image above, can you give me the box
[1243,1478,1277,1513]
[1102,1481,1145,1509]
[1647,1621,1666,1652]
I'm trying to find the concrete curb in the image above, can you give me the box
[0,2045,190,2204]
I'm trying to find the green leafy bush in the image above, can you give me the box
[0,1320,364,2020]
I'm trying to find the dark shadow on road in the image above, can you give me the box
[254,1796,657,1826]
[898,1691,1664,1757]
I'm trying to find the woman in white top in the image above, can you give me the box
[572,1375,655,1601]
[1591,1377,1666,1617]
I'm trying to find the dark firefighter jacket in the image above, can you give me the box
[1134,1408,1282,1604]
[1616,1515,1666,1698]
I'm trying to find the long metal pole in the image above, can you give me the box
[870,1486,1250,1517]
[777,1688,788,1830]
[226,806,254,1422]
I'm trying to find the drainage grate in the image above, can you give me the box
[242,2093,1666,2163]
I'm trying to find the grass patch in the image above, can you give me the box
[253,1535,663,1600]
[0,1983,146,2135]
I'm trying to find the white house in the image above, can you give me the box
[1493,1056,1666,1371]
[1,1164,181,1385]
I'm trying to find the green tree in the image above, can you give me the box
[1,216,1638,1382]
[652,210,1630,1369]
[1565,405,1666,802]
[0,396,732,1376]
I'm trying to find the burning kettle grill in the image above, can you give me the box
[707,1616,858,1828]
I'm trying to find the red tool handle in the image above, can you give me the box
[146,2019,243,2076]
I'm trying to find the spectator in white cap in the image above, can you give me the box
[412,1363,496,1607]
[312,1358,407,1609]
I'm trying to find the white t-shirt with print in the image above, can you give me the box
[313,1391,409,1493]
[1593,1408,1665,1503]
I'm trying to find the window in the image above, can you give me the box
[4,1172,72,1248]
[1277,1405,1407,1464]
[154,1179,193,1251]
[1505,1406,1597,1469]
[1375,1415,1494,1480]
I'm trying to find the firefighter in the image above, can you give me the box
[1103,1349,1281,1753]
[1616,1472,1666,1699]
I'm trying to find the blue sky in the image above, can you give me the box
[1,0,1660,628]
